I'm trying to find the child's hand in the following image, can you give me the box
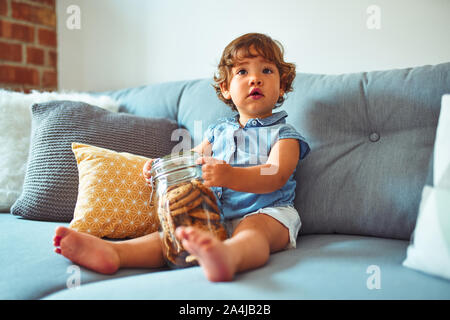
[142,159,154,187]
[196,157,231,188]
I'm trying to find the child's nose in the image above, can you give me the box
[249,77,263,86]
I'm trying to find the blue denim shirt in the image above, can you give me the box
[204,110,310,219]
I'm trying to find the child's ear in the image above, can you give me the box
[220,82,231,100]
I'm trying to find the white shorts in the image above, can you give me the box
[224,205,301,249]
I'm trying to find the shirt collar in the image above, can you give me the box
[226,110,288,128]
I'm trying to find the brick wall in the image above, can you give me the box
[0,0,57,92]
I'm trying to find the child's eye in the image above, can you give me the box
[237,69,247,75]
[263,68,273,74]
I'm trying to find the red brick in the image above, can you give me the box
[12,87,33,93]
[11,1,56,28]
[0,41,22,62]
[0,65,39,85]
[27,46,44,65]
[29,0,55,8]
[0,0,7,16]
[42,70,56,87]
[48,50,57,68]
[0,20,35,42]
[38,28,56,47]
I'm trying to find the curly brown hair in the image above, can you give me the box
[213,33,296,112]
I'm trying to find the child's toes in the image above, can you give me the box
[55,226,70,238]
[179,226,199,241]
[177,227,204,254]
[197,233,213,247]
[53,235,62,246]
[175,226,189,240]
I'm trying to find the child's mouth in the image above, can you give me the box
[249,88,263,100]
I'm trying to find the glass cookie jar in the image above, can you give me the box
[149,151,228,268]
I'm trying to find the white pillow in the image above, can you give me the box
[0,90,121,211]
[403,94,450,280]
[403,186,450,280]
[434,94,450,188]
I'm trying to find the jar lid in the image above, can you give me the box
[150,151,200,180]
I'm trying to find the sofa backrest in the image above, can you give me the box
[106,62,450,240]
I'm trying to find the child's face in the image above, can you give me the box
[220,48,284,120]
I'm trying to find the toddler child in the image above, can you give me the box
[53,32,310,282]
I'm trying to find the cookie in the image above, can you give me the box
[165,182,193,205]
[169,188,201,211]
[166,181,190,193]
[201,193,220,213]
[157,179,227,267]
[191,179,217,202]
[170,196,204,216]
[161,209,182,252]
[191,179,220,213]
[189,208,221,221]
[190,218,227,241]
[162,229,178,264]
[185,254,197,263]
[172,212,193,227]
[191,219,213,234]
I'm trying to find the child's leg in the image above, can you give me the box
[53,226,165,274]
[175,213,289,282]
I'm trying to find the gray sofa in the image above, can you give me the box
[1,62,449,300]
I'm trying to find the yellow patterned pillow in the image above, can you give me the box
[69,143,159,239]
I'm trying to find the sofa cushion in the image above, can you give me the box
[0,214,153,299]
[104,62,450,240]
[69,143,159,239]
[104,80,185,120]
[176,80,236,145]
[0,89,120,212]
[2,213,449,300]
[104,79,236,147]
[43,232,450,300]
[11,101,179,222]
[287,63,450,240]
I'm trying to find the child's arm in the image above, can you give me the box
[191,139,212,157]
[198,138,300,194]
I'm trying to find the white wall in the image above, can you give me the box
[57,0,450,92]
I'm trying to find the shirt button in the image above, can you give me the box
[251,120,257,126]
[369,132,380,142]
[217,191,222,198]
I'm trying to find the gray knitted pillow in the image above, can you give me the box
[11,101,179,222]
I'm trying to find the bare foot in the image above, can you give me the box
[175,226,235,282]
[53,226,120,275]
